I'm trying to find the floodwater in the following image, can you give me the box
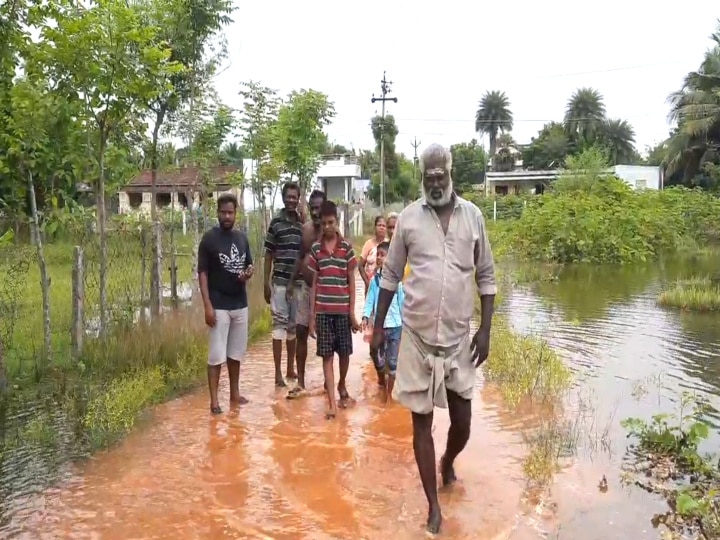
[2,257,720,539]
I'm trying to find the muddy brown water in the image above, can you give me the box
[2,258,720,539]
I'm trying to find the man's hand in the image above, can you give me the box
[361,317,369,330]
[470,327,491,367]
[286,282,294,302]
[238,265,254,282]
[370,326,385,351]
[350,315,361,333]
[264,281,271,304]
[204,305,216,328]
[309,319,316,339]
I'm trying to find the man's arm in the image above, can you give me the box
[347,245,357,317]
[263,221,276,286]
[474,210,497,331]
[307,245,319,321]
[374,216,408,331]
[197,234,212,310]
[289,224,311,284]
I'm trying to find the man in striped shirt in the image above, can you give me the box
[263,182,303,387]
[307,200,361,419]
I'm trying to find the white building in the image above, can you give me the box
[313,155,362,202]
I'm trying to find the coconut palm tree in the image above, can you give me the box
[564,87,606,145]
[475,90,513,160]
[599,119,636,165]
[665,27,720,183]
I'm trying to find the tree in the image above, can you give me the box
[141,0,233,222]
[366,115,418,204]
[238,80,281,222]
[273,89,336,192]
[42,0,177,331]
[664,23,720,184]
[597,118,637,165]
[564,87,606,146]
[450,140,487,192]
[475,90,513,159]
[523,122,570,170]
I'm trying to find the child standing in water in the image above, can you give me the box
[308,201,361,419]
[362,241,404,401]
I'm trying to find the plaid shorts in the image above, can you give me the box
[315,313,353,358]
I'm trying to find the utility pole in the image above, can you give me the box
[371,71,397,213]
[411,136,421,183]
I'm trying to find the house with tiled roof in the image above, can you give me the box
[118,165,241,214]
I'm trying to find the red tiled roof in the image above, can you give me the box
[122,166,240,193]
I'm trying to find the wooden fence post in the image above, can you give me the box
[71,246,84,358]
[170,249,178,304]
[150,221,162,317]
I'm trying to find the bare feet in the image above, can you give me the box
[286,370,298,380]
[440,454,458,486]
[210,405,222,415]
[338,384,351,408]
[426,506,442,534]
[230,396,249,406]
[275,378,287,388]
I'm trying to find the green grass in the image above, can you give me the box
[657,277,720,312]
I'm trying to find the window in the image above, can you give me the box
[155,193,171,207]
[635,178,647,189]
[128,193,142,208]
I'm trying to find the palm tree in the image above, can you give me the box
[599,119,636,164]
[475,90,513,160]
[564,87,606,144]
[665,27,720,183]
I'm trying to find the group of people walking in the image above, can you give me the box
[196,143,497,534]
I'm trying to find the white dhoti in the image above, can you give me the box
[392,325,476,414]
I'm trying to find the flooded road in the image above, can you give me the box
[2,279,541,540]
[4,256,720,539]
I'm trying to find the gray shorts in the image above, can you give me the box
[208,307,248,366]
[295,282,311,328]
[270,284,297,340]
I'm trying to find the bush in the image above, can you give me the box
[494,149,720,264]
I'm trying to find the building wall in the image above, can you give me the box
[118,188,242,215]
[490,180,539,195]
[612,165,662,190]
[323,177,351,202]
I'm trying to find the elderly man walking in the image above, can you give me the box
[371,143,497,534]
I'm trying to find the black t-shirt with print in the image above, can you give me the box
[197,226,253,310]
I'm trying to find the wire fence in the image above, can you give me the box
[0,210,268,385]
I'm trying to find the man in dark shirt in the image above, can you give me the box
[263,181,303,387]
[198,193,254,414]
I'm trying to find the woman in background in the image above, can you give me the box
[359,216,387,291]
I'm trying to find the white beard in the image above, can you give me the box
[423,181,454,207]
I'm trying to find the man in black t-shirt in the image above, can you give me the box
[198,193,254,414]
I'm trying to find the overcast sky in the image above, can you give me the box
[212,0,719,159]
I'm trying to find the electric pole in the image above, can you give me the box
[371,71,397,213]
[411,136,421,183]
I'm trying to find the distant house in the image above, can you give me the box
[313,155,361,203]
[485,164,664,195]
[118,165,241,214]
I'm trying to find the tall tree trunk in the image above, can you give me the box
[27,170,52,363]
[150,107,165,303]
[98,131,108,335]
